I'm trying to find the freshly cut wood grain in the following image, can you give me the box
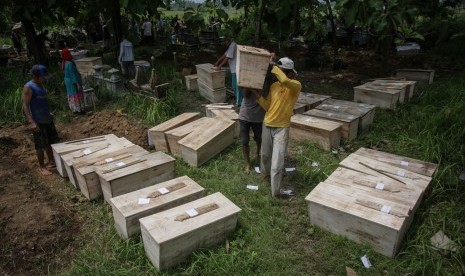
[290,114,342,151]
[195,63,226,89]
[370,80,417,100]
[316,99,376,134]
[165,117,216,157]
[185,74,198,91]
[353,83,401,109]
[197,79,226,103]
[396,69,434,84]
[97,152,176,203]
[209,109,239,138]
[109,175,205,239]
[74,57,102,76]
[74,144,149,200]
[297,93,332,111]
[147,112,200,151]
[140,192,241,270]
[235,45,271,89]
[178,119,235,167]
[51,134,119,178]
[304,109,359,141]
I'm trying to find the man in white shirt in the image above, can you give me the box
[213,38,242,106]
[118,35,135,77]
[141,19,153,45]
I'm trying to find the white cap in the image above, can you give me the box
[277,57,297,74]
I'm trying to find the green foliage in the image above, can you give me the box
[183,5,207,35]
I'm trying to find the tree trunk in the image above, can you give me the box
[21,18,48,65]
[254,0,268,45]
[111,0,123,48]
[292,4,301,36]
[324,0,338,56]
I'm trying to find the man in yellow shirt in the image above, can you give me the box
[253,57,301,196]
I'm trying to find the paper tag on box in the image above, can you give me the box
[334,106,340,109]
[105,157,114,163]
[285,167,296,172]
[400,161,409,167]
[254,167,261,174]
[83,140,90,144]
[327,113,333,117]
[138,198,150,205]
[158,187,170,194]
[397,171,406,177]
[246,185,259,190]
[116,162,125,167]
[83,148,92,155]
[361,255,372,268]
[348,116,355,120]
[381,205,391,214]
[186,209,198,217]
[375,182,385,190]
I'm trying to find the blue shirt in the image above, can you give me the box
[26,80,52,124]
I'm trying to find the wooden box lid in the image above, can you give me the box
[291,114,342,131]
[236,45,270,56]
[195,63,226,75]
[51,134,119,153]
[297,93,331,105]
[303,109,359,123]
[354,83,402,95]
[148,113,200,132]
[178,119,235,150]
[165,117,215,138]
[210,109,239,121]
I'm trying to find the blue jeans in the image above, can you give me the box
[231,73,243,106]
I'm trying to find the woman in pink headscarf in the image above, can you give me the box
[61,48,85,114]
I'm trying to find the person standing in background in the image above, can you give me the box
[141,18,153,45]
[11,26,22,55]
[118,35,135,78]
[61,48,85,114]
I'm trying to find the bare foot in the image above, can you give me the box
[245,164,250,174]
[46,162,56,169]
[38,167,52,176]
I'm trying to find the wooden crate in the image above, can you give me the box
[208,109,239,138]
[165,117,216,157]
[197,79,226,103]
[140,192,241,270]
[353,83,401,109]
[178,119,235,167]
[361,77,406,84]
[74,57,102,76]
[204,104,235,117]
[97,152,176,203]
[316,99,376,134]
[148,112,201,151]
[195,63,226,89]
[297,93,332,111]
[110,175,205,239]
[235,45,271,89]
[185,74,198,91]
[290,114,342,151]
[396,69,434,85]
[74,145,149,200]
[303,109,360,141]
[294,102,307,114]
[370,80,417,100]
[51,134,119,178]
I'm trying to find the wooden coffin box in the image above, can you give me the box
[297,93,332,111]
[165,117,216,157]
[185,74,198,91]
[74,145,150,200]
[74,57,102,76]
[316,99,376,134]
[290,114,342,151]
[235,45,271,89]
[195,63,226,89]
[303,109,359,141]
[370,80,417,100]
[147,112,201,150]
[396,69,434,85]
[294,102,307,114]
[51,134,119,178]
[97,152,176,203]
[197,79,226,103]
[353,83,401,109]
[205,104,235,117]
[110,176,205,239]
[61,137,133,188]
[140,192,241,270]
[178,119,235,167]
[208,109,239,138]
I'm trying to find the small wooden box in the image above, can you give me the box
[74,145,150,200]
[290,114,342,151]
[197,79,226,103]
[316,99,376,134]
[165,117,216,157]
[51,134,119,178]
[140,192,241,270]
[235,45,271,89]
[297,93,332,111]
[396,69,434,85]
[208,109,240,138]
[304,109,360,141]
[205,104,235,117]
[110,175,205,239]
[148,113,201,150]
[353,83,401,109]
[370,80,417,100]
[97,152,176,203]
[178,119,235,167]
[195,63,226,89]
[74,57,102,76]
[185,74,198,91]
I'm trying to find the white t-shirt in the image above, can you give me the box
[225,41,237,73]
[141,21,152,37]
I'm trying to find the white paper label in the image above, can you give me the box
[186,209,198,217]
[381,205,391,214]
[361,255,372,268]
[246,185,259,190]
[138,198,150,205]
[116,162,125,167]
[285,167,296,172]
[105,157,114,163]
[311,162,319,167]
[400,161,409,167]
[327,113,334,117]
[348,116,355,120]
[375,182,385,190]
[82,148,92,155]
[83,140,90,144]
[254,167,261,173]
[397,171,406,177]
[158,187,170,194]
[334,106,340,109]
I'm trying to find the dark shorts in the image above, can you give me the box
[33,122,59,150]
[240,120,262,145]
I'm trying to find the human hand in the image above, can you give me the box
[211,66,220,71]
[29,121,39,132]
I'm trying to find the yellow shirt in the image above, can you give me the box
[257,66,302,127]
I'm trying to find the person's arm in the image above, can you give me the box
[251,88,271,111]
[22,85,38,131]
[212,54,227,70]
[118,42,124,63]
[271,66,301,93]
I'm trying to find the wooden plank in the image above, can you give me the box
[178,119,235,167]
[235,45,271,89]
[209,109,239,138]
[140,192,241,270]
[165,117,216,157]
[97,152,176,203]
[396,69,434,84]
[290,114,342,151]
[197,79,226,103]
[195,63,226,89]
[297,93,332,111]
[109,175,205,239]
[353,84,401,109]
[185,74,198,91]
[370,80,417,100]
[303,109,359,141]
[147,112,201,151]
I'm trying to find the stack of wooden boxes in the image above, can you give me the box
[305,148,437,257]
[354,79,417,109]
[195,63,226,103]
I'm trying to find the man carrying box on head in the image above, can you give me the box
[250,57,301,196]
